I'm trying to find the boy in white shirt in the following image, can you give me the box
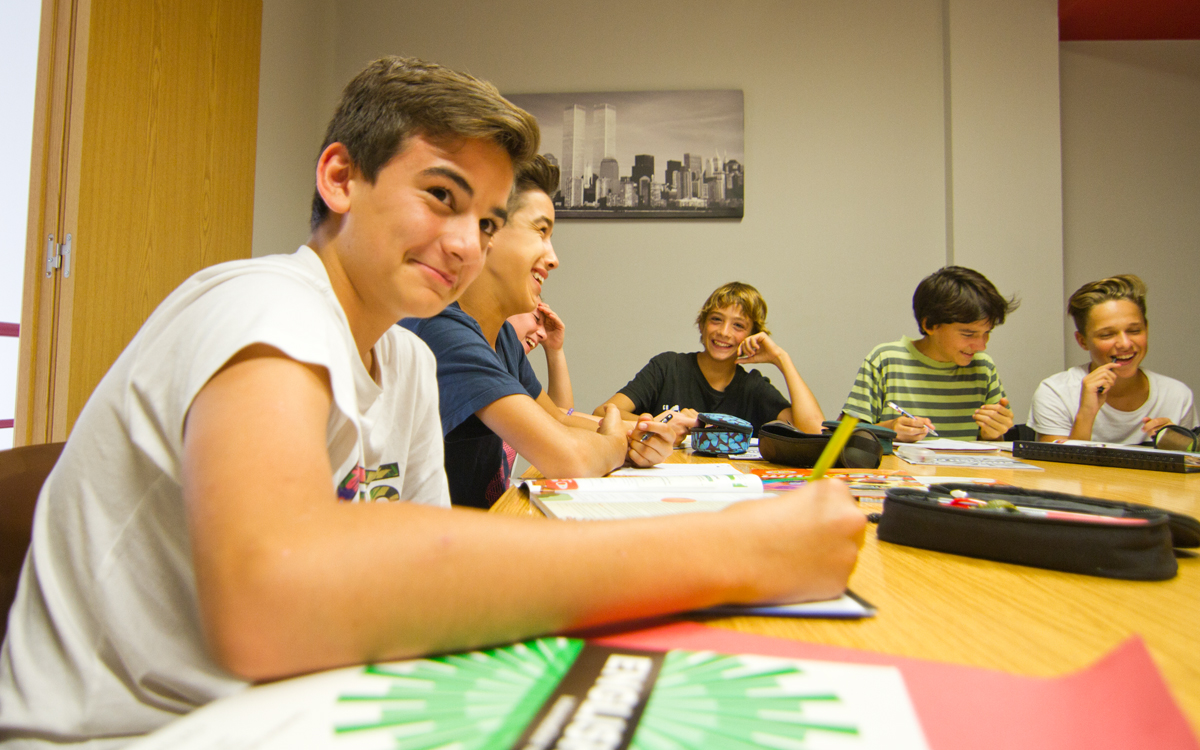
[0,56,865,748]
[1029,274,1196,443]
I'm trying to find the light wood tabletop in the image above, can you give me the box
[491,450,1200,732]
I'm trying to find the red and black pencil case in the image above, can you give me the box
[877,484,1200,580]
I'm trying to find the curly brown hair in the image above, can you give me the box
[695,282,770,337]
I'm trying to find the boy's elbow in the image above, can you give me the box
[195,552,310,682]
[202,596,293,682]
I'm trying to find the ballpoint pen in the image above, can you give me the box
[887,401,939,437]
[1097,355,1119,395]
[639,405,680,443]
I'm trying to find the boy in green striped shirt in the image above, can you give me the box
[841,266,1019,442]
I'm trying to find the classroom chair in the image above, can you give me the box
[0,441,64,642]
[1004,424,1036,442]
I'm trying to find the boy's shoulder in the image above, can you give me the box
[862,338,915,362]
[645,351,694,368]
[399,303,479,338]
[171,247,334,313]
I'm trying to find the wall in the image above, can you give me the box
[0,0,42,450]
[947,0,1065,419]
[251,0,338,259]
[1060,41,1200,403]
[253,0,1066,424]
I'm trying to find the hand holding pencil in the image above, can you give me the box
[887,401,938,442]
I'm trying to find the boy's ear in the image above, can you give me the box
[315,143,355,218]
[1074,330,1088,350]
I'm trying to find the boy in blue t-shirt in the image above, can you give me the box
[403,156,677,508]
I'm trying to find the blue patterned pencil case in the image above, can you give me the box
[691,413,754,456]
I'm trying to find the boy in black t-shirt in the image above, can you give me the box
[596,282,825,434]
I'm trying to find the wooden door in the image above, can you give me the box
[15,0,262,445]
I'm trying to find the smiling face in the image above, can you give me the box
[509,308,546,353]
[323,134,514,329]
[701,305,753,361]
[920,318,992,366]
[477,189,558,318]
[1076,299,1148,377]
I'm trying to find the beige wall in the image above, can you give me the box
[947,0,1065,417]
[253,0,1073,423]
[251,0,338,259]
[1060,41,1200,405]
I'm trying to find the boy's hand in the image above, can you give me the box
[886,415,934,442]
[1141,417,1173,437]
[720,479,866,605]
[974,397,1013,440]
[538,302,566,351]
[1079,362,1119,413]
[626,412,675,467]
[658,407,698,444]
[667,408,700,447]
[596,404,634,456]
[736,332,784,366]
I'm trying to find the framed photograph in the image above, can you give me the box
[505,90,744,219]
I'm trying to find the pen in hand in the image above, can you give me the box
[639,405,680,443]
[887,401,939,437]
[1097,355,1119,395]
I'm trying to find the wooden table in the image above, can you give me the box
[492,451,1200,733]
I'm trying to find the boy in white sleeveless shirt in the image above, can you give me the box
[0,57,865,748]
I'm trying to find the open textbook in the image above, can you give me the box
[523,463,770,520]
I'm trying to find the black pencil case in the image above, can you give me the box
[877,484,1200,580]
[822,420,898,454]
[758,421,883,469]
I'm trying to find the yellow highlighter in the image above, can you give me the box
[808,416,860,480]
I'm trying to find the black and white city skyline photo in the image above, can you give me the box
[505,89,745,219]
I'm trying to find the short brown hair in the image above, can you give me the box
[912,266,1018,334]
[695,282,770,336]
[1067,274,1148,334]
[310,56,541,230]
[508,155,561,214]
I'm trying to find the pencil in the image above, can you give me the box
[809,416,859,480]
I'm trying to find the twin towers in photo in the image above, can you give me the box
[551,102,742,212]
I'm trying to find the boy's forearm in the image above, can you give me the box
[483,395,627,478]
[593,402,642,423]
[775,352,825,432]
[1069,411,1097,441]
[544,347,574,409]
[536,429,627,477]
[196,484,863,683]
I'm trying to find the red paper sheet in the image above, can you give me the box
[589,622,1198,750]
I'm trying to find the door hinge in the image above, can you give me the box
[44,233,73,278]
